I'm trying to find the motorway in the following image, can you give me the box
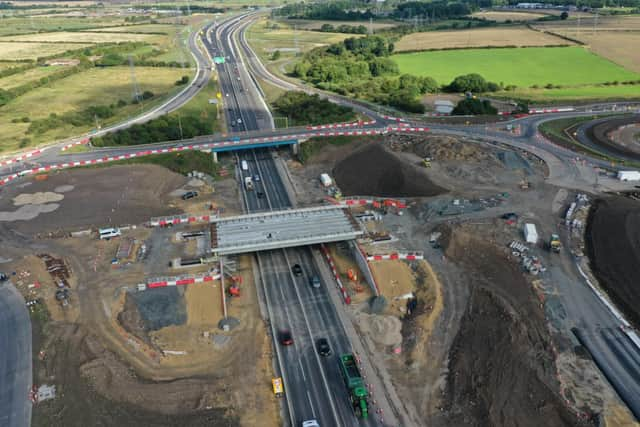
[207,15,390,426]
[1,10,640,426]
[0,281,33,427]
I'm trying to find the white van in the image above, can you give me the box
[241,160,248,171]
[98,227,121,240]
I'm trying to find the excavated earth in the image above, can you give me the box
[586,195,640,329]
[431,225,589,427]
[332,143,447,197]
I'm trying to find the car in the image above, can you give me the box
[316,338,331,357]
[257,191,264,199]
[181,191,198,200]
[225,93,229,97]
[302,421,320,427]
[0,272,7,282]
[237,118,242,124]
[309,275,320,288]
[279,330,293,346]
[292,264,302,276]
[253,174,260,182]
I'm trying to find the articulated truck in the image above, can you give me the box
[339,354,369,418]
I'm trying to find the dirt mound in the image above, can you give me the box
[118,293,152,346]
[356,312,402,347]
[130,287,187,331]
[586,196,640,329]
[333,143,446,197]
[433,226,585,427]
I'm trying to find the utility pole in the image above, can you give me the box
[293,24,298,55]
[128,55,141,104]
[178,114,183,140]
[369,17,373,35]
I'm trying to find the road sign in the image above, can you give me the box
[213,56,225,64]
[216,92,222,99]
[209,99,218,104]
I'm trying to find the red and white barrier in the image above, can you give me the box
[306,120,376,130]
[320,244,351,305]
[0,147,47,167]
[145,272,221,289]
[366,252,424,261]
[60,138,90,152]
[383,115,407,123]
[147,214,216,227]
[386,126,429,133]
[326,196,408,209]
[528,107,575,114]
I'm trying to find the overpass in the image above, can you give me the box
[210,205,363,255]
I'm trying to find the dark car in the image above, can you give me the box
[0,272,8,282]
[257,191,264,199]
[280,330,293,346]
[292,264,303,276]
[181,191,198,200]
[316,338,331,357]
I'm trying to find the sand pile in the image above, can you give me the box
[356,312,402,347]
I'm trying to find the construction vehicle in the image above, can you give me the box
[271,377,283,397]
[519,179,530,190]
[422,157,432,168]
[244,176,254,191]
[338,354,369,418]
[549,234,562,253]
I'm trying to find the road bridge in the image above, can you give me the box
[210,205,363,255]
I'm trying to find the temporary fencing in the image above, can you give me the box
[0,147,47,167]
[320,244,351,304]
[529,107,575,114]
[306,120,376,130]
[60,138,90,151]
[366,252,424,261]
[325,196,408,209]
[147,214,217,227]
[142,272,221,290]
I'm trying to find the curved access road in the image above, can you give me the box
[0,281,32,427]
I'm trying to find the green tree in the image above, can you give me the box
[452,98,497,115]
[271,50,281,61]
[560,11,569,20]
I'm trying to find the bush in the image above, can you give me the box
[141,90,154,100]
[271,50,281,61]
[273,91,356,126]
[445,73,500,93]
[175,75,189,85]
[452,98,497,116]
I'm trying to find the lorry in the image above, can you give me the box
[338,354,369,418]
[549,234,561,253]
[244,176,254,191]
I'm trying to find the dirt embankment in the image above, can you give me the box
[433,226,586,427]
[585,116,640,160]
[333,143,447,197]
[586,196,640,329]
[32,324,237,427]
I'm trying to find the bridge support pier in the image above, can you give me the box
[291,141,300,156]
[212,151,218,163]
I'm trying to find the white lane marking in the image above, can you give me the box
[299,359,307,382]
[307,390,317,418]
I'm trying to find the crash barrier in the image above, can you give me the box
[0,147,47,167]
[383,115,407,123]
[529,107,575,114]
[350,240,380,296]
[140,271,221,290]
[306,120,376,130]
[60,138,90,151]
[320,244,351,304]
[366,252,424,261]
[147,214,217,227]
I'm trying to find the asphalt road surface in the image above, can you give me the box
[0,281,32,427]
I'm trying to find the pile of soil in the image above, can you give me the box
[332,143,446,197]
[586,196,640,329]
[433,226,587,427]
[391,134,493,162]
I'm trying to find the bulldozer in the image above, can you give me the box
[422,157,432,168]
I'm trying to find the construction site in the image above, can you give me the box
[1,130,639,427]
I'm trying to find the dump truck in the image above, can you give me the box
[549,234,561,253]
[339,354,369,418]
[244,176,254,191]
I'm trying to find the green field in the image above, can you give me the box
[504,83,640,102]
[0,16,128,37]
[0,65,65,89]
[0,66,188,153]
[392,47,640,88]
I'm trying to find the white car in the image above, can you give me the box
[302,421,319,427]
